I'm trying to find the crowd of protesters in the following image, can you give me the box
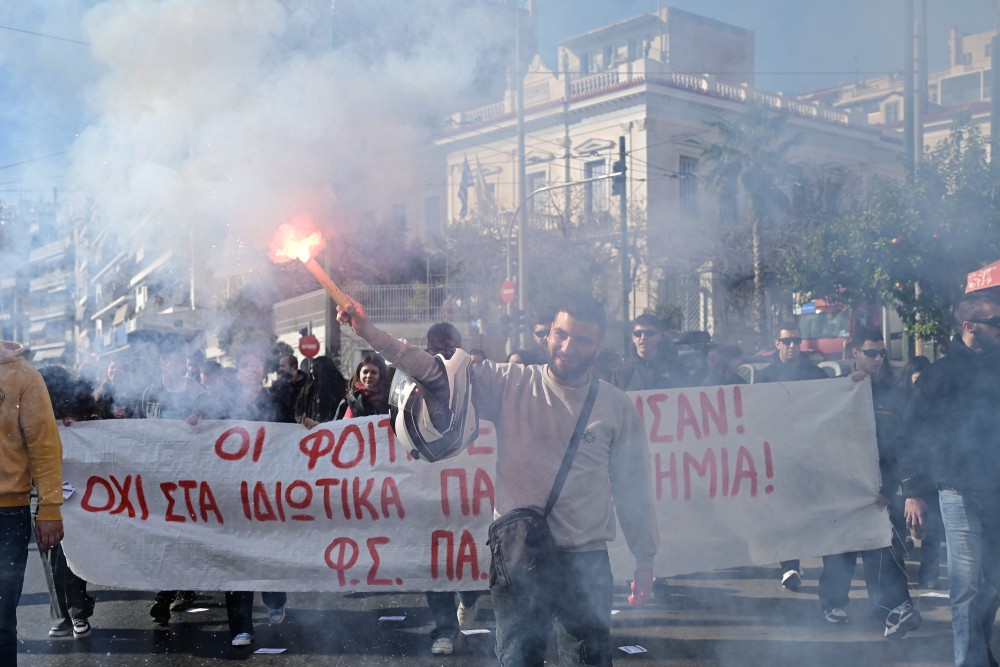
[8,288,1000,667]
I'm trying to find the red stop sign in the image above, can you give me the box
[298,334,321,358]
[500,279,516,304]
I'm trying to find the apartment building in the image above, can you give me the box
[802,26,997,149]
[436,7,903,344]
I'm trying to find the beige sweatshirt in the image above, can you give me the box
[0,342,63,520]
[383,338,659,570]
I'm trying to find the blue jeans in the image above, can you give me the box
[426,590,483,640]
[0,506,31,665]
[939,489,1000,667]
[818,501,912,619]
[224,591,286,637]
[491,549,612,667]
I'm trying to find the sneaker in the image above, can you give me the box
[431,637,454,655]
[885,600,922,640]
[231,632,254,647]
[457,600,477,628]
[170,591,197,611]
[781,569,802,591]
[267,606,286,624]
[72,619,91,639]
[824,608,849,624]
[48,623,72,638]
[150,599,170,625]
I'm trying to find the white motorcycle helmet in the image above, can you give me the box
[388,348,478,462]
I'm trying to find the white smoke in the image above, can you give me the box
[66,0,514,277]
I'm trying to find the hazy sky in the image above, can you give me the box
[1,0,997,199]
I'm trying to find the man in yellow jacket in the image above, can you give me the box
[0,341,63,666]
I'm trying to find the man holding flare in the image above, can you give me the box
[336,292,658,667]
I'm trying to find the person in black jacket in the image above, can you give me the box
[817,328,920,638]
[270,355,307,424]
[755,324,827,591]
[612,313,682,391]
[900,291,1000,667]
[296,356,347,427]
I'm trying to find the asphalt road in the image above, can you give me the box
[14,540,975,666]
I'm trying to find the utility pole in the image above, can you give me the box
[514,6,529,349]
[613,136,629,355]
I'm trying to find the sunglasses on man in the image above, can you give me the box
[532,330,548,339]
[632,329,659,339]
[968,316,1000,328]
[777,337,802,346]
[858,348,887,358]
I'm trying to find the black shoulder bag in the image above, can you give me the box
[487,378,600,594]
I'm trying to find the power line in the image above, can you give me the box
[0,151,70,171]
[0,25,89,46]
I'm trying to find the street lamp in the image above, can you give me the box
[504,171,622,349]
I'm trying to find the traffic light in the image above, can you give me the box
[612,158,626,197]
[500,314,513,338]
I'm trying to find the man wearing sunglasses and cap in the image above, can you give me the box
[898,291,1000,667]
[816,327,920,638]
[756,323,827,591]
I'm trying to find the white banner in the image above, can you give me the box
[60,378,890,592]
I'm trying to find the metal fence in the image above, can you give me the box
[345,283,502,326]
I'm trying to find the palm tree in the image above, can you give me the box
[701,101,802,347]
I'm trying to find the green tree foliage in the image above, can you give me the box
[784,117,1000,345]
[700,102,803,345]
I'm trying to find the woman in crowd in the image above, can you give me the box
[295,356,348,428]
[335,354,389,420]
[92,359,134,419]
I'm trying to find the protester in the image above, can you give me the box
[701,345,746,386]
[419,322,485,656]
[612,313,681,390]
[900,291,1000,667]
[506,348,545,365]
[894,355,942,588]
[136,340,207,624]
[755,323,828,592]
[337,293,658,666]
[92,358,135,419]
[611,313,679,599]
[38,366,98,641]
[0,341,64,665]
[817,328,920,639]
[270,354,307,423]
[295,356,347,427]
[334,354,389,420]
[213,349,287,648]
[528,309,553,359]
[593,347,623,383]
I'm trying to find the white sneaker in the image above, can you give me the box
[781,569,802,591]
[231,632,254,647]
[431,637,454,655]
[824,607,849,624]
[457,600,478,628]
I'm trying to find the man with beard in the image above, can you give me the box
[756,324,827,591]
[901,291,1000,667]
[338,295,658,667]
